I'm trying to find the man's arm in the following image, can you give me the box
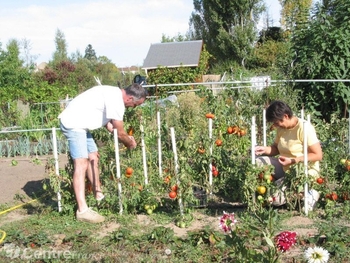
[107,120,137,149]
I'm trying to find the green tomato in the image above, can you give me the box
[263,174,271,180]
[180,222,186,228]
[257,195,264,202]
[266,179,271,184]
[144,205,150,210]
[146,209,153,215]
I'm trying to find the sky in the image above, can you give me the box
[0,0,281,68]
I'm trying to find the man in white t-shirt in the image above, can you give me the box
[58,83,147,223]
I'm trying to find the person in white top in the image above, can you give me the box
[58,83,147,223]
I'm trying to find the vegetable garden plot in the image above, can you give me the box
[45,85,350,222]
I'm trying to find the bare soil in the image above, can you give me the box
[0,155,68,204]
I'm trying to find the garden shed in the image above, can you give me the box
[142,40,203,76]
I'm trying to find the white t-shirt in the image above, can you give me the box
[58,85,125,130]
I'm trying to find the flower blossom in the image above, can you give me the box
[219,211,237,233]
[304,246,330,263]
[274,231,297,252]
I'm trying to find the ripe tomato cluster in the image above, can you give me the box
[169,184,178,199]
[325,192,338,201]
[226,125,246,136]
[212,163,219,177]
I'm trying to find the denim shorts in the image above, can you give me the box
[60,121,98,159]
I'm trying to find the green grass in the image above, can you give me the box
[1,200,350,263]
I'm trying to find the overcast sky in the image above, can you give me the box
[0,0,281,67]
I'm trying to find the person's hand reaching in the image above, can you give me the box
[255,146,266,156]
[128,136,137,149]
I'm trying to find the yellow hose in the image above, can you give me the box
[0,230,6,244]
[0,195,46,244]
[0,198,38,216]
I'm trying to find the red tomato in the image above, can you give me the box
[163,176,170,184]
[205,113,215,119]
[326,192,338,201]
[239,129,247,136]
[331,192,338,201]
[169,191,177,199]
[126,167,133,177]
[213,170,219,177]
[171,185,178,192]
[198,148,205,154]
[227,127,233,134]
[215,139,223,146]
[316,177,324,184]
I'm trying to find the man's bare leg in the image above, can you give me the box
[86,152,103,200]
[73,158,89,212]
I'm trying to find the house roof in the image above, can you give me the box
[142,40,203,70]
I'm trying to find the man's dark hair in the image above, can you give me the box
[124,83,148,100]
[266,100,293,122]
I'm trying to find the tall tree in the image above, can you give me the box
[279,0,313,30]
[52,29,68,63]
[189,0,265,65]
[0,39,32,101]
[84,44,97,61]
[291,0,350,120]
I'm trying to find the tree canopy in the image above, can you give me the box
[291,0,350,119]
[189,0,265,65]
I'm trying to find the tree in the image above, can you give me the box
[52,29,68,63]
[84,44,97,61]
[20,38,37,68]
[279,0,313,30]
[189,0,265,65]
[291,0,350,120]
[0,39,33,101]
[161,33,191,43]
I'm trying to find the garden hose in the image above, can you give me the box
[0,230,6,244]
[0,193,48,244]
[0,198,38,216]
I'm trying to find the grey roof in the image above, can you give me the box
[142,40,203,70]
